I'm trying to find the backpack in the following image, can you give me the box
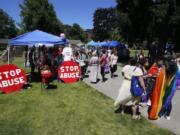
[130,68,144,97]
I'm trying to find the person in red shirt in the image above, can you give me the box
[100,49,107,82]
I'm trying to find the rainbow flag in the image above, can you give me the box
[159,68,180,117]
[148,64,166,120]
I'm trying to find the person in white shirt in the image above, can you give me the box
[114,59,136,114]
[109,50,118,78]
[62,45,73,61]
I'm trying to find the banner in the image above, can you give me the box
[0,64,27,94]
[58,61,80,83]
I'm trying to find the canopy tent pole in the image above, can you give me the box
[8,45,10,65]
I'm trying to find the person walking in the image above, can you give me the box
[89,51,99,83]
[114,59,136,114]
[130,62,146,120]
[109,50,118,78]
[100,49,107,82]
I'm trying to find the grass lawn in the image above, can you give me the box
[0,81,174,135]
[129,50,149,58]
[0,57,174,135]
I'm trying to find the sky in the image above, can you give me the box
[0,0,116,29]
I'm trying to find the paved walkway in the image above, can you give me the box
[84,65,180,135]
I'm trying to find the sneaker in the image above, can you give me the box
[165,116,171,120]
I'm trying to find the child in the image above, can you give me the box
[41,65,52,88]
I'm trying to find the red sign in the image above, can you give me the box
[0,64,27,94]
[58,61,80,83]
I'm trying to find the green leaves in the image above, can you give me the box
[93,8,117,41]
[64,24,87,42]
[114,0,180,51]
[19,0,63,35]
[0,9,17,38]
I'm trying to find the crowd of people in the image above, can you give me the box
[25,45,119,83]
[114,52,180,120]
[26,45,88,80]
[88,48,118,83]
[24,43,180,121]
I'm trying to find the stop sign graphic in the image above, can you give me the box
[58,61,80,83]
[0,64,27,94]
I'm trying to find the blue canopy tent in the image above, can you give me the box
[108,41,121,47]
[99,41,121,47]
[87,40,100,47]
[9,30,68,46]
[8,30,68,64]
[99,41,109,47]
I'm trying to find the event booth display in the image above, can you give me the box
[7,30,68,64]
[0,30,76,94]
[9,30,68,46]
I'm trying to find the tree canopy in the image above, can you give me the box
[64,24,87,42]
[92,0,180,51]
[93,8,117,41]
[19,0,63,35]
[0,9,17,38]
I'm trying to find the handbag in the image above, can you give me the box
[176,78,180,89]
[130,68,143,97]
[141,92,147,102]
[104,64,110,74]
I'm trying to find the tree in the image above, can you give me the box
[147,0,180,51]
[166,0,180,51]
[64,23,87,42]
[63,24,72,39]
[116,0,180,51]
[116,0,153,43]
[0,8,17,38]
[93,8,117,41]
[20,0,63,35]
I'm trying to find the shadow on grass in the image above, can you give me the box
[40,83,58,91]
[30,72,41,82]
[46,84,58,90]
[115,105,133,115]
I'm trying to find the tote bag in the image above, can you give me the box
[130,68,143,97]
